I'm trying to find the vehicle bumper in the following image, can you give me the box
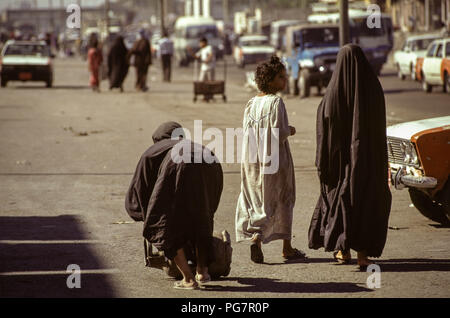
[243,53,273,65]
[1,67,52,81]
[304,68,333,86]
[390,165,437,190]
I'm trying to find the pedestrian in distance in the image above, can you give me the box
[194,37,216,82]
[308,44,392,270]
[158,29,174,82]
[107,35,129,92]
[128,29,152,92]
[87,34,103,92]
[125,122,223,290]
[235,56,307,264]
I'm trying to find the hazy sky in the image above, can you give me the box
[0,0,113,11]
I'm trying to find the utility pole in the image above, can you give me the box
[160,0,165,33]
[104,0,110,40]
[339,0,350,47]
[223,0,229,25]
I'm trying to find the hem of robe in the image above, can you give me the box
[236,232,291,244]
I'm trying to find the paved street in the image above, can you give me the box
[0,56,449,298]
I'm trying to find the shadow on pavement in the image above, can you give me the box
[10,85,90,90]
[376,259,450,272]
[203,277,372,294]
[0,215,117,297]
[383,88,421,94]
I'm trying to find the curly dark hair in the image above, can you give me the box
[255,55,286,93]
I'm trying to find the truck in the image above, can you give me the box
[283,23,340,98]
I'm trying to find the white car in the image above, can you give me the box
[394,33,441,80]
[420,38,450,93]
[233,35,275,68]
[0,40,54,87]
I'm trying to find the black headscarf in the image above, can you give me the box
[125,122,223,262]
[308,44,392,258]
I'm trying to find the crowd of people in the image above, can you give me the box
[125,45,392,290]
[87,29,176,93]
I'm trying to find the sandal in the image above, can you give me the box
[195,273,211,284]
[173,280,199,290]
[283,248,308,261]
[333,250,352,264]
[250,243,264,264]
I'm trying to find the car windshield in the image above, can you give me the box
[299,27,339,48]
[413,38,438,51]
[240,38,269,46]
[4,44,50,57]
[186,25,218,39]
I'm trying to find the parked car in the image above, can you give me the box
[417,37,450,93]
[387,116,450,225]
[233,35,274,68]
[394,33,441,80]
[283,23,340,98]
[0,40,54,87]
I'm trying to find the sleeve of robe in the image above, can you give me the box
[270,97,291,143]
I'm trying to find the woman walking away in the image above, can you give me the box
[125,122,223,290]
[235,56,307,264]
[308,44,392,270]
[87,34,103,92]
[107,35,129,92]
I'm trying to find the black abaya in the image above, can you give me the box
[308,44,392,258]
[125,122,223,262]
[107,36,129,89]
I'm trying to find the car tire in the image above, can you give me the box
[421,73,432,93]
[444,72,449,93]
[289,76,299,96]
[409,188,450,226]
[46,76,53,88]
[397,64,405,80]
[299,69,310,98]
[1,78,7,87]
[410,63,416,81]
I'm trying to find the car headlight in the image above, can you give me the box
[400,140,419,165]
[299,59,314,68]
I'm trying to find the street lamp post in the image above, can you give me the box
[339,0,350,47]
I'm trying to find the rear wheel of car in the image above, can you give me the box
[397,64,405,80]
[409,188,450,226]
[289,76,299,96]
[421,73,432,93]
[0,78,7,87]
[444,72,450,93]
[299,69,310,98]
[410,63,416,81]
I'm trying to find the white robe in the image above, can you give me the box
[235,94,296,244]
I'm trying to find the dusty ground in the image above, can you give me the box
[0,56,449,298]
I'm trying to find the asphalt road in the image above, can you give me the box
[0,55,449,298]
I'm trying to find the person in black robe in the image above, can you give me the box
[308,44,392,269]
[107,36,129,92]
[128,29,152,92]
[125,122,223,289]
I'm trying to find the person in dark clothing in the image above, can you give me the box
[107,36,129,92]
[125,122,223,290]
[128,30,152,92]
[308,44,392,269]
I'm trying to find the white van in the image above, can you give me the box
[173,16,224,66]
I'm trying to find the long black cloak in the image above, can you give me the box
[107,36,129,88]
[308,44,392,258]
[125,122,223,262]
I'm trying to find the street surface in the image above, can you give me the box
[0,55,449,298]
